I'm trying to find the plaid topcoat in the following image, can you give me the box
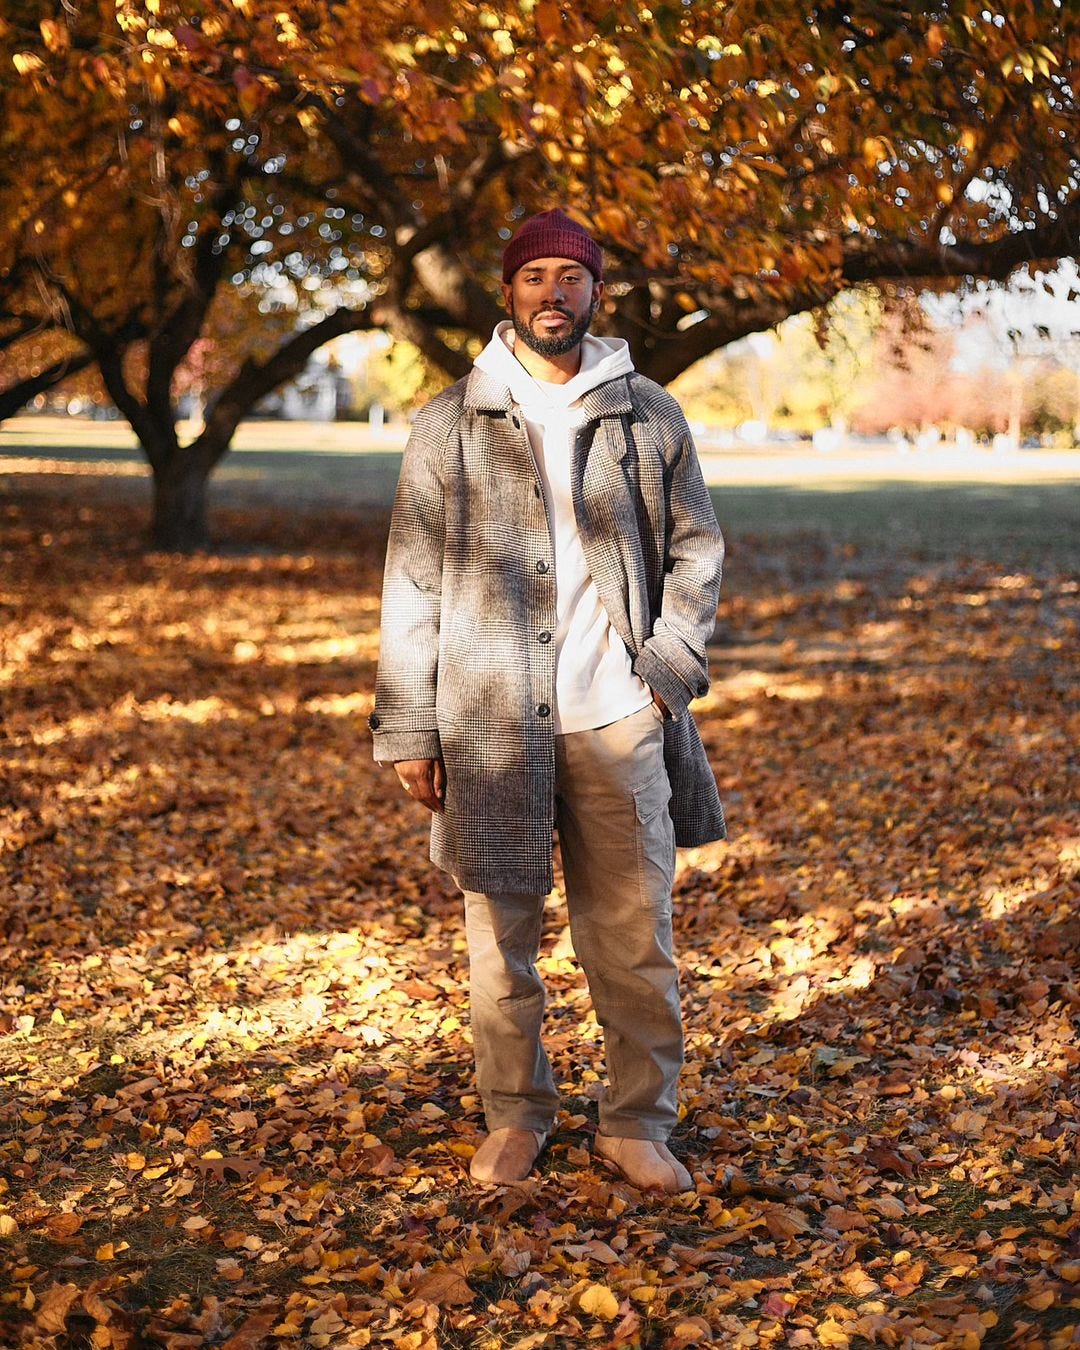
[370,365,727,895]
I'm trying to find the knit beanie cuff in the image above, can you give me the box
[502,208,603,282]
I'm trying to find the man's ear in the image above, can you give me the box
[500,280,513,312]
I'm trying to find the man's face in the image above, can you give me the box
[501,257,604,358]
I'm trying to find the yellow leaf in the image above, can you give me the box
[817,1321,851,1348]
[13,52,46,76]
[95,1243,115,1261]
[126,1153,146,1171]
[1025,1288,1055,1311]
[672,1318,712,1343]
[0,1214,19,1237]
[578,1283,619,1320]
[40,19,69,53]
[182,1215,210,1231]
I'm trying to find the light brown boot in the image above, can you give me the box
[594,1135,692,1192]
[469,1128,547,1184]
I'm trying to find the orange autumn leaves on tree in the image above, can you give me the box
[8,1,1076,308]
[4,0,1078,380]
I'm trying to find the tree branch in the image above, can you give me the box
[0,349,93,422]
[843,194,1080,284]
[146,155,246,422]
[194,305,378,463]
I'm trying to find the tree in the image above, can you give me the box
[3,1,1077,549]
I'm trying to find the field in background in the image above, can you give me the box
[3,416,1079,571]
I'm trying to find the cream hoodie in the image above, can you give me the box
[473,321,653,734]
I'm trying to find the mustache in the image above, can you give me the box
[531,307,573,321]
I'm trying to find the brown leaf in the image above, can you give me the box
[355,1143,396,1176]
[81,1289,113,1323]
[45,1211,83,1240]
[764,1206,813,1239]
[866,1145,916,1178]
[36,1282,80,1334]
[761,1292,795,1319]
[410,1264,474,1306]
[221,1310,278,1350]
[192,1157,264,1183]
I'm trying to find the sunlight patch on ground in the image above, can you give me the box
[712,668,830,702]
[232,633,380,665]
[0,456,147,476]
[302,691,373,718]
[980,878,1053,921]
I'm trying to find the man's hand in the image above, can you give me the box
[651,688,669,717]
[394,758,446,813]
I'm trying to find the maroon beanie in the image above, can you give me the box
[501,208,603,283]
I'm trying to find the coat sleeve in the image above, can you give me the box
[369,400,454,764]
[631,408,724,720]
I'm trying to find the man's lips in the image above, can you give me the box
[534,311,572,327]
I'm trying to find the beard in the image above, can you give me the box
[511,301,595,357]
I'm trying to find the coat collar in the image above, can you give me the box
[463,366,635,419]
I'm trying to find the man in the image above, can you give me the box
[369,208,725,1191]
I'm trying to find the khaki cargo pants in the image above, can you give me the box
[462,703,682,1140]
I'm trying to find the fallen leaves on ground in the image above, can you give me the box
[0,480,1078,1349]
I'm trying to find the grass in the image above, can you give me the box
[717,480,1080,569]
[3,417,1078,570]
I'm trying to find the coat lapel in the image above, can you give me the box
[572,380,644,657]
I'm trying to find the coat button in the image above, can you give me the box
[538,630,552,644]
[368,712,381,730]
[536,703,551,717]
[534,485,541,498]
[536,560,549,574]
[512,415,520,428]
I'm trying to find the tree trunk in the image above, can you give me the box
[150,459,212,552]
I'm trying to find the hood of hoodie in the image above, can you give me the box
[474,320,635,421]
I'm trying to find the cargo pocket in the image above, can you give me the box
[633,768,675,914]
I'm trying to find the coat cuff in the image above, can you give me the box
[370,722,442,764]
[632,646,698,719]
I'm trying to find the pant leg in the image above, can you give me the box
[462,889,560,1134]
[554,703,683,1141]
